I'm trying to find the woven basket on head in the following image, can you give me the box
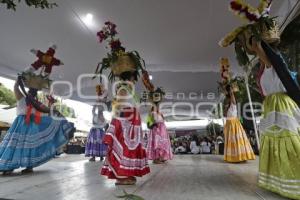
[111,55,136,76]
[232,82,239,92]
[237,21,280,55]
[261,21,280,44]
[22,73,51,90]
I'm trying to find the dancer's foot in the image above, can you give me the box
[153,159,164,164]
[115,177,136,185]
[89,157,96,162]
[160,160,167,164]
[2,170,14,176]
[21,168,33,174]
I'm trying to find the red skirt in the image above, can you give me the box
[100,108,150,179]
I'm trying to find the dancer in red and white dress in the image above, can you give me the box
[96,21,150,185]
[101,77,150,185]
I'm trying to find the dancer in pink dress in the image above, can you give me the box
[146,88,173,164]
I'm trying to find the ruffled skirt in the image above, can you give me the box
[147,122,173,161]
[0,115,74,170]
[100,108,150,179]
[258,92,300,200]
[85,127,107,157]
[224,117,256,162]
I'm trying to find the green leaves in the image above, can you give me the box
[115,190,145,200]
[94,51,145,82]
[206,122,222,135]
[0,83,16,107]
[1,0,57,11]
[235,41,250,67]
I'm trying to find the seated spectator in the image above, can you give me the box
[175,142,187,154]
[211,137,217,154]
[190,135,200,154]
[216,134,224,144]
[215,134,224,155]
[183,141,190,153]
[200,137,211,154]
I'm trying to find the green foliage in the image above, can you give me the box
[116,190,144,200]
[235,41,250,67]
[234,16,277,68]
[232,74,263,107]
[94,51,145,82]
[206,122,222,136]
[37,94,76,118]
[1,0,57,10]
[57,103,76,118]
[219,64,263,131]
[0,83,16,107]
[279,14,300,76]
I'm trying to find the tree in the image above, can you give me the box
[1,0,57,11]
[0,83,16,107]
[37,94,76,118]
[57,103,76,118]
[206,122,222,136]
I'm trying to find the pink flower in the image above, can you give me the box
[104,21,111,25]
[245,11,258,22]
[230,1,242,11]
[97,30,107,43]
[97,21,119,44]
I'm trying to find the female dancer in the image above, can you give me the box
[219,1,300,198]
[147,106,173,164]
[100,71,150,185]
[0,77,74,175]
[251,38,300,200]
[97,21,150,185]
[223,85,256,162]
[85,87,107,162]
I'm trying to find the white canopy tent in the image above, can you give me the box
[0,0,299,130]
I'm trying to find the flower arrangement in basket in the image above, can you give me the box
[219,58,239,95]
[219,0,279,67]
[94,21,146,82]
[21,44,64,90]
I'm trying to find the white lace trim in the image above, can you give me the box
[259,173,300,194]
[1,119,66,149]
[259,110,300,134]
[105,132,148,168]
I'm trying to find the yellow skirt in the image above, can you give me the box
[224,117,256,162]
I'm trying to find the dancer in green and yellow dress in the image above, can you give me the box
[220,0,300,199]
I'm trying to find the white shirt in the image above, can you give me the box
[260,67,286,96]
[16,97,29,115]
[16,97,47,116]
[227,103,237,118]
[216,136,224,144]
[92,104,106,128]
[153,112,164,123]
[200,141,211,153]
[190,141,200,154]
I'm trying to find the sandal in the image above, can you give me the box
[153,160,164,164]
[89,157,96,162]
[21,168,33,174]
[115,177,136,185]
